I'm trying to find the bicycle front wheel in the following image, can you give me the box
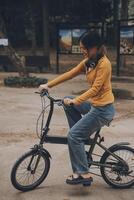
[11,149,50,191]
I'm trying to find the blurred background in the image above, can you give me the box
[0,0,134,76]
[0,2,134,199]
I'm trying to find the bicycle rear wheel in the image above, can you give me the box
[11,149,50,191]
[100,145,134,189]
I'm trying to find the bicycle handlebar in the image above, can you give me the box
[35,90,62,103]
[35,90,74,106]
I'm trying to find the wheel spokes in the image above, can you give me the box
[104,149,134,185]
[16,154,45,186]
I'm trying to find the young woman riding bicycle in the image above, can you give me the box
[39,30,115,186]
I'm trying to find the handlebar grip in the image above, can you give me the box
[42,89,48,92]
[35,90,49,97]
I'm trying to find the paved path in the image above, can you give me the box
[0,75,134,200]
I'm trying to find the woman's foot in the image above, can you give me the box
[66,173,93,186]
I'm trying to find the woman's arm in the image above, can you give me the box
[72,60,111,105]
[47,59,86,88]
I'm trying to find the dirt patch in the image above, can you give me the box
[0,132,36,145]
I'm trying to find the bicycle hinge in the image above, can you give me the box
[43,127,50,134]
[99,136,104,143]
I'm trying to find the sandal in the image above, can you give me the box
[66,174,93,186]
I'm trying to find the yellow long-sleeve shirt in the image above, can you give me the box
[47,55,114,106]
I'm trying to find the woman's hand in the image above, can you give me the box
[63,98,75,105]
[39,83,49,92]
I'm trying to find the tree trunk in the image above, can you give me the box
[42,0,50,69]
[31,16,37,54]
[29,0,37,54]
[0,16,29,77]
[120,0,129,69]
[113,0,119,46]
[121,0,129,19]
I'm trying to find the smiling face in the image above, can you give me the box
[79,41,98,59]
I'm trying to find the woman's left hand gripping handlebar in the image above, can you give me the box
[39,83,49,93]
[63,98,75,106]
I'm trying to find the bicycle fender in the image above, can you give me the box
[108,142,130,149]
[40,148,52,159]
[100,142,130,164]
[30,145,52,159]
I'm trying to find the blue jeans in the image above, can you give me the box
[63,96,115,174]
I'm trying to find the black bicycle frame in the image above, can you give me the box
[38,93,126,170]
[40,98,100,146]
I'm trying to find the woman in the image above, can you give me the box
[39,31,115,186]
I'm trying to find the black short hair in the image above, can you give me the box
[79,30,103,49]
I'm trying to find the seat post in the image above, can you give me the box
[88,128,101,155]
[95,128,101,135]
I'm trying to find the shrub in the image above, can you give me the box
[4,76,47,87]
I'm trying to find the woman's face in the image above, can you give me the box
[80,41,97,58]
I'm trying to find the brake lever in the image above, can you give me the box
[35,91,62,103]
[35,90,48,97]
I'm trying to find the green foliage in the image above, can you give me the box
[112,88,133,100]
[4,76,47,87]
